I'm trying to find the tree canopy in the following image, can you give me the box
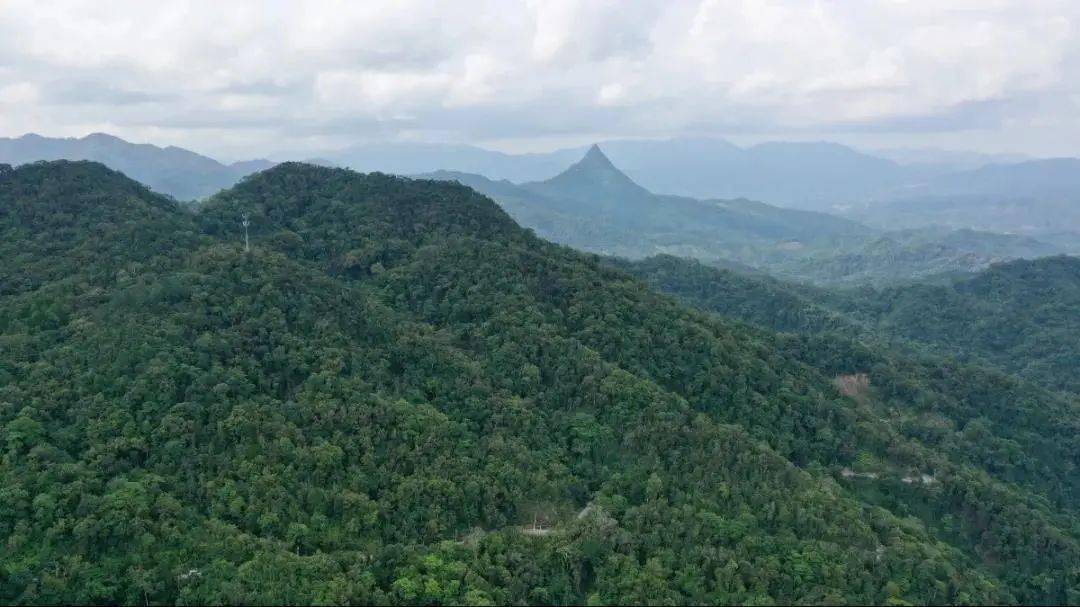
[1,162,1078,605]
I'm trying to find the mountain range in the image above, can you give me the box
[3,132,1078,283]
[0,133,274,201]
[423,146,1066,285]
[339,138,920,208]
[2,159,1079,604]
[842,159,1080,240]
[7,133,1080,219]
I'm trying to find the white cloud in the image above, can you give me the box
[0,82,40,105]
[0,0,1077,157]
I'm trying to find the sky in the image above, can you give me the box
[1,0,1078,160]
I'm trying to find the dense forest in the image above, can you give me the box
[622,254,1080,394]
[2,161,1080,604]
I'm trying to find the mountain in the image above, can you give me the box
[21,133,1073,216]
[829,255,1080,394]
[0,133,274,200]
[2,160,1080,604]
[425,147,1063,285]
[426,146,873,262]
[524,144,654,213]
[332,141,580,183]
[909,158,1080,200]
[604,139,918,209]
[334,138,1080,226]
[335,138,922,209]
[841,159,1080,246]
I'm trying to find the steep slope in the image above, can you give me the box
[523,144,656,216]
[0,133,274,200]
[2,162,1079,604]
[617,253,1080,510]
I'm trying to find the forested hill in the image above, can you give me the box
[828,255,1080,393]
[2,161,1080,604]
[622,253,1080,395]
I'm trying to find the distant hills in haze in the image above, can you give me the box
[0,132,275,200]
[4,131,1078,279]
[339,138,915,208]
[6,131,1080,219]
[334,138,1080,222]
[422,145,1068,285]
[419,145,872,264]
[841,158,1080,243]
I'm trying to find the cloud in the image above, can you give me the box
[0,0,1077,157]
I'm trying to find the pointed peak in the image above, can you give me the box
[528,141,652,204]
[581,144,613,166]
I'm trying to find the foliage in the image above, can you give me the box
[2,162,1079,605]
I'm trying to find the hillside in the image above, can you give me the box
[622,253,1080,394]
[2,162,1080,604]
[0,133,273,200]
[831,255,1080,393]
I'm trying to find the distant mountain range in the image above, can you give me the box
[7,132,1080,219]
[335,138,1080,218]
[840,158,1080,244]
[4,132,1079,266]
[340,138,920,208]
[0,133,275,200]
[422,145,1067,285]
[870,147,1031,171]
[420,146,871,262]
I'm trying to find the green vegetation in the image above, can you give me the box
[2,161,1080,605]
[624,253,1080,394]
[828,255,1080,393]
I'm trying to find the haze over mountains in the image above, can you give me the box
[6,132,1080,216]
[424,145,1072,285]
[0,133,275,201]
[4,132,1078,284]
[421,146,870,260]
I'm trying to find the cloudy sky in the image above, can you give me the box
[1,0,1078,159]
